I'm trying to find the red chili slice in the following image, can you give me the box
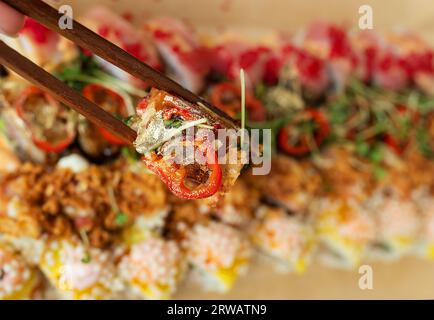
[15,86,76,153]
[383,104,419,155]
[142,141,222,199]
[162,106,195,121]
[210,82,266,122]
[83,84,129,145]
[278,109,330,156]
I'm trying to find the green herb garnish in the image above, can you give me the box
[373,166,387,180]
[115,212,128,226]
[355,139,370,157]
[164,118,184,129]
[81,251,92,264]
[121,147,140,163]
[416,127,434,158]
[240,69,246,146]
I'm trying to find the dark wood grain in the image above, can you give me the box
[1,0,237,129]
[0,40,137,144]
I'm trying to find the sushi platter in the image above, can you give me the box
[0,0,434,299]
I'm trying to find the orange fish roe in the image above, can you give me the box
[40,239,123,300]
[250,207,314,272]
[0,244,41,300]
[185,222,251,272]
[376,199,421,241]
[119,237,184,299]
[316,199,376,244]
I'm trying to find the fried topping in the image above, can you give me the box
[0,160,167,248]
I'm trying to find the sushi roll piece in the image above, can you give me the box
[243,155,322,214]
[77,83,137,161]
[184,221,251,293]
[412,193,434,259]
[80,6,161,88]
[385,31,434,95]
[116,169,170,246]
[366,149,423,259]
[0,126,21,174]
[0,83,47,164]
[350,29,383,83]
[208,34,277,88]
[0,164,43,239]
[312,146,376,268]
[39,239,123,300]
[295,21,356,91]
[118,236,185,299]
[250,206,315,273]
[314,198,375,268]
[131,88,243,202]
[210,178,260,229]
[405,148,434,258]
[276,44,331,98]
[369,193,421,259]
[351,29,411,91]
[3,85,77,162]
[0,18,77,71]
[145,17,209,93]
[0,242,43,300]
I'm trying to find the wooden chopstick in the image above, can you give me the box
[2,0,236,128]
[0,40,137,144]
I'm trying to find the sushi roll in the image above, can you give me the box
[184,221,251,293]
[0,117,21,174]
[0,242,43,300]
[80,6,161,88]
[405,149,434,258]
[413,193,434,259]
[210,178,260,229]
[0,83,48,164]
[314,198,375,268]
[0,18,77,71]
[366,149,422,259]
[0,164,43,239]
[354,29,410,91]
[384,31,434,95]
[244,155,321,214]
[277,44,331,98]
[208,34,276,88]
[350,29,383,83]
[295,21,356,91]
[39,238,123,300]
[145,17,209,93]
[116,169,170,246]
[118,236,185,299]
[369,193,421,259]
[313,146,376,268]
[250,206,315,273]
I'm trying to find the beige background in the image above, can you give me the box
[57,0,434,43]
[51,0,434,299]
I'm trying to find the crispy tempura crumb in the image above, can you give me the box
[0,160,167,248]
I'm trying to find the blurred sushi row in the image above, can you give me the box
[1,5,434,299]
[1,145,434,300]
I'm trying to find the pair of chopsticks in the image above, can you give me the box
[0,0,234,144]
